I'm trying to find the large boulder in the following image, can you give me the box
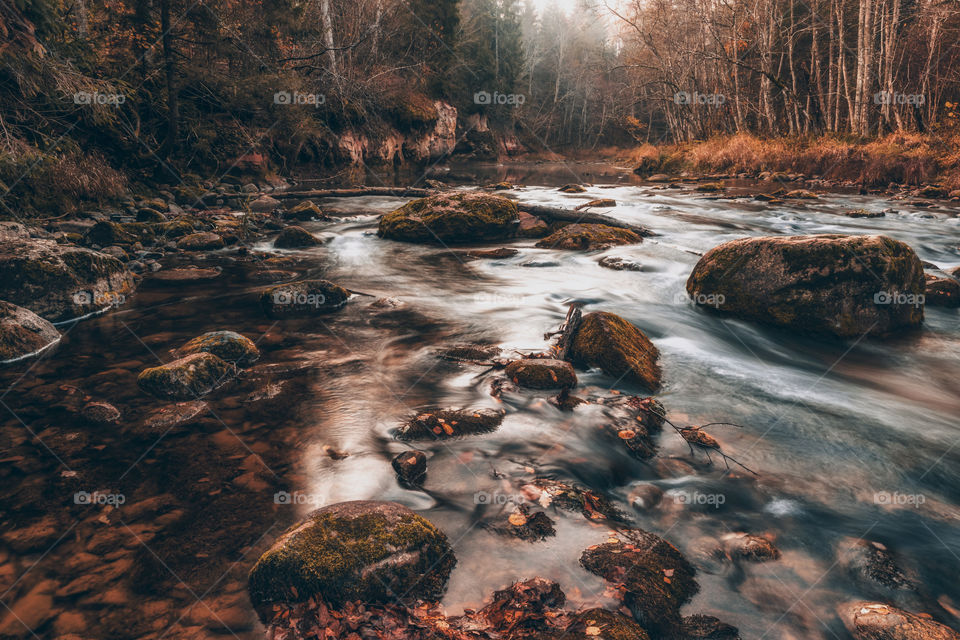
[0,237,136,322]
[260,280,350,317]
[176,331,260,365]
[137,352,236,400]
[569,311,661,390]
[686,235,925,337]
[378,192,519,244]
[536,224,641,250]
[844,602,960,640]
[247,501,455,608]
[0,301,61,363]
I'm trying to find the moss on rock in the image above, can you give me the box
[274,226,321,249]
[569,311,661,390]
[177,232,225,251]
[536,224,642,251]
[0,301,61,363]
[378,192,519,244]
[137,352,236,400]
[247,501,455,608]
[568,609,651,640]
[177,330,260,365]
[260,280,350,317]
[395,408,504,440]
[505,358,577,389]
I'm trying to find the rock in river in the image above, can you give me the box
[177,330,260,365]
[392,450,427,486]
[395,408,504,440]
[378,192,519,244]
[569,311,661,390]
[536,224,642,251]
[505,358,577,389]
[177,232,225,251]
[260,279,350,317]
[925,274,959,307]
[137,352,236,400]
[686,234,925,337]
[0,301,61,363]
[844,602,960,640]
[247,500,455,608]
[274,225,322,249]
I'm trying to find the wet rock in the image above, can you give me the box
[0,237,136,322]
[1,515,62,553]
[0,580,56,637]
[148,267,222,283]
[177,330,260,365]
[0,301,61,363]
[395,408,504,440]
[925,274,959,307]
[517,211,550,237]
[274,226,322,249]
[721,532,780,562]
[845,602,960,640]
[260,279,350,316]
[249,194,282,212]
[569,311,661,390]
[681,614,741,639]
[686,234,925,337]
[137,352,236,400]
[845,209,885,218]
[466,247,519,259]
[581,533,699,638]
[576,198,617,209]
[136,207,167,223]
[81,401,121,425]
[785,189,819,199]
[599,256,642,271]
[695,183,724,192]
[839,538,917,591]
[485,181,514,190]
[469,577,567,634]
[483,504,556,542]
[247,500,455,608]
[84,220,154,246]
[629,484,664,510]
[285,200,326,221]
[138,401,209,433]
[559,184,587,193]
[177,232,225,251]
[391,450,427,486]
[505,358,577,389]
[536,224,642,251]
[438,344,502,363]
[521,259,561,268]
[378,192,519,244]
[525,478,626,522]
[568,608,650,640]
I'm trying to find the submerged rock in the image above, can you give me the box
[681,614,741,639]
[177,232,225,251]
[138,401,209,433]
[260,280,350,317]
[395,408,504,440]
[392,450,427,487]
[177,330,260,365]
[721,532,780,562]
[80,401,121,425]
[844,208,885,218]
[599,256,643,271]
[505,358,577,389]
[569,311,661,390]
[466,247,519,259]
[536,224,642,251]
[0,301,61,363]
[559,184,587,193]
[844,602,960,640]
[274,226,322,249]
[483,504,556,542]
[437,344,502,363]
[247,500,455,608]
[378,192,519,244]
[525,478,626,522]
[137,352,236,400]
[0,237,136,322]
[686,234,925,337]
[148,267,222,283]
[581,533,699,639]
[568,608,650,640]
[839,538,917,591]
[925,274,959,307]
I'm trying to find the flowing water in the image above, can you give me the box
[1,163,958,639]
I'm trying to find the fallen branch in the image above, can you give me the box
[548,303,584,361]
[520,204,655,237]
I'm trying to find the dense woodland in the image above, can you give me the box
[1,0,959,211]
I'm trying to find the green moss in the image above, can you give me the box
[378,193,519,244]
[570,312,661,390]
[536,224,641,251]
[247,503,455,607]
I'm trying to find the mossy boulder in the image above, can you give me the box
[274,226,321,249]
[925,274,959,307]
[177,232,225,251]
[567,608,650,640]
[845,602,960,640]
[581,534,699,639]
[0,301,60,363]
[569,311,661,390]
[260,280,350,317]
[0,238,136,322]
[505,358,577,389]
[559,184,587,193]
[395,408,504,440]
[536,224,642,251]
[686,234,925,337]
[378,192,519,244]
[177,331,260,365]
[285,200,325,221]
[137,352,236,400]
[247,501,455,609]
